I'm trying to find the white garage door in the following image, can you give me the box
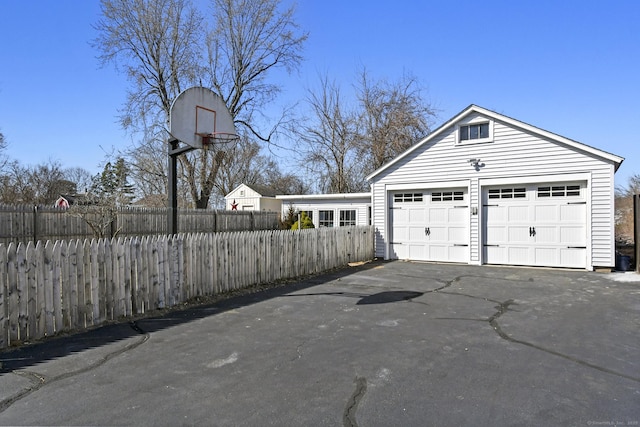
[390,189,469,262]
[483,183,587,268]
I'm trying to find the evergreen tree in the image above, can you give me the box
[291,211,314,230]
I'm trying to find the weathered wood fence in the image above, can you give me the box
[0,226,374,349]
[0,205,280,245]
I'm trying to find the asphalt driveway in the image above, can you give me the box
[0,261,638,426]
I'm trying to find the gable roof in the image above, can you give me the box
[226,183,278,198]
[244,183,277,197]
[366,104,624,181]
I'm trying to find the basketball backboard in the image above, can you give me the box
[169,87,238,149]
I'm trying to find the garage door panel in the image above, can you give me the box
[407,226,426,242]
[483,182,587,268]
[486,246,505,263]
[390,188,468,263]
[533,204,559,222]
[428,245,448,261]
[449,208,468,222]
[450,245,469,262]
[560,227,586,245]
[560,204,585,222]
[534,247,556,265]
[409,209,425,222]
[487,226,506,242]
[486,206,505,222]
[408,244,426,260]
[534,226,557,244]
[508,247,530,264]
[561,248,586,268]
[428,207,447,222]
[508,206,529,221]
[429,226,446,241]
[507,226,530,243]
[448,226,467,242]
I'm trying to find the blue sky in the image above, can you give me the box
[0,0,638,186]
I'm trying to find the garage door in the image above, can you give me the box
[483,183,587,268]
[390,189,469,262]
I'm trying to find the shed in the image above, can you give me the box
[367,105,624,270]
[225,183,281,212]
[276,193,371,228]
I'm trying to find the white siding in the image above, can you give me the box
[280,197,371,228]
[225,184,281,212]
[371,116,618,269]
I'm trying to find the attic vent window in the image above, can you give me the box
[460,123,489,141]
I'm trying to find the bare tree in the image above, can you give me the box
[205,0,307,141]
[94,0,203,132]
[93,0,203,207]
[296,75,362,193]
[0,160,66,205]
[63,167,94,194]
[296,70,437,193]
[178,0,307,208]
[94,0,307,209]
[0,131,9,175]
[615,173,640,244]
[356,69,437,174]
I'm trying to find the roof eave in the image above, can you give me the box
[366,104,625,180]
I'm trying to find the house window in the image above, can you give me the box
[488,188,527,199]
[319,210,334,227]
[460,123,489,141]
[432,191,464,202]
[393,193,423,203]
[301,210,313,221]
[537,185,581,198]
[339,210,356,226]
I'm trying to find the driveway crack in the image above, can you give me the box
[487,302,640,383]
[343,376,367,427]
[0,321,150,414]
[413,286,640,384]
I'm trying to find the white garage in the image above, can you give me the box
[367,105,624,271]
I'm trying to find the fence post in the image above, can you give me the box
[110,215,117,239]
[33,205,38,244]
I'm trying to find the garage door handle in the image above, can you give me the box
[529,227,536,237]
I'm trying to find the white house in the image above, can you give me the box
[367,105,624,271]
[224,183,281,212]
[276,193,371,228]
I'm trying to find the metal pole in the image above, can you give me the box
[168,138,179,236]
[167,137,195,236]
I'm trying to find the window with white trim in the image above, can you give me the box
[488,188,527,199]
[319,210,334,227]
[393,193,423,203]
[537,185,581,198]
[460,123,489,141]
[456,119,493,145]
[432,191,464,202]
[339,210,356,226]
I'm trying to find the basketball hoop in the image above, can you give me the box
[198,132,240,150]
[170,87,238,150]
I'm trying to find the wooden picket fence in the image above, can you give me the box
[0,226,374,349]
[0,204,280,245]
